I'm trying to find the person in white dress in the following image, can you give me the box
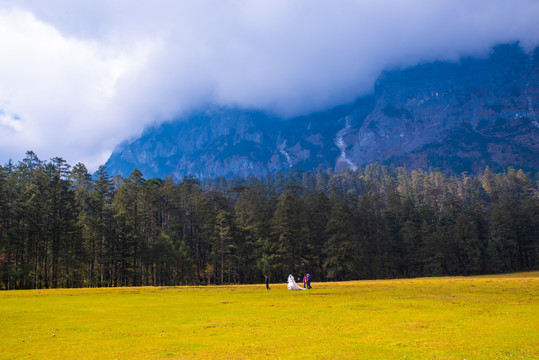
[287,274,305,290]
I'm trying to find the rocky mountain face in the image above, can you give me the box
[106,44,539,179]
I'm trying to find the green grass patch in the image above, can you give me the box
[1,272,538,359]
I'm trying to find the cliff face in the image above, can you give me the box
[105,44,539,179]
[348,43,539,173]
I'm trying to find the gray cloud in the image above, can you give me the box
[1,0,539,169]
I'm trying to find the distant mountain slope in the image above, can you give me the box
[105,43,539,178]
[349,43,539,173]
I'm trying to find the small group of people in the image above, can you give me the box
[287,273,312,290]
[264,273,313,290]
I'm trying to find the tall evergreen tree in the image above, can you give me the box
[324,197,358,281]
[271,189,307,281]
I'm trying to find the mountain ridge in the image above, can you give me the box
[105,43,539,178]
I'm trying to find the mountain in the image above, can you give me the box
[105,43,539,179]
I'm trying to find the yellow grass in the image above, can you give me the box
[1,272,538,359]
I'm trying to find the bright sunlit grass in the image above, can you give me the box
[1,272,538,359]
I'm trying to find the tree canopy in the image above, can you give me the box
[1,152,538,289]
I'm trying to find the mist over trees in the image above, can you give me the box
[0,151,538,289]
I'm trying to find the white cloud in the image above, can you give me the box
[0,113,23,132]
[0,0,539,170]
[0,9,152,169]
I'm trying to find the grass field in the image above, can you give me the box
[1,272,538,359]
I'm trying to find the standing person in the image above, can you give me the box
[307,273,312,289]
[264,274,270,290]
[303,274,307,288]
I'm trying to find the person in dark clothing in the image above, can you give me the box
[264,274,270,290]
[306,273,312,289]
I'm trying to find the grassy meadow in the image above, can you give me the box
[0,272,538,359]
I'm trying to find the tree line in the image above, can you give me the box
[0,151,538,289]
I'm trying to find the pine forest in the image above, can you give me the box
[0,151,538,290]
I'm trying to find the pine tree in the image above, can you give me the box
[271,190,307,281]
[89,165,115,286]
[303,191,330,281]
[234,184,271,283]
[324,198,358,281]
[113,169,145,286]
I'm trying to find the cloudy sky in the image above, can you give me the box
[1,0,539,170]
